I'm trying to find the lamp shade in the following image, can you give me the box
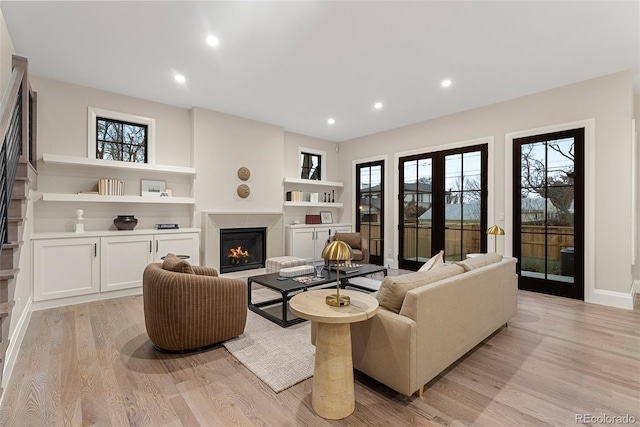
[487,225,505,235]
[321,239,353,261]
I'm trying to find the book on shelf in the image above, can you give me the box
[97,178,125,196]
[286,190,304,202]
[155,223,179,230]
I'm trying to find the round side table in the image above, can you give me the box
[290,289,378,420]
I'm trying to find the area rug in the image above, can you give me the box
[222,289,315,393]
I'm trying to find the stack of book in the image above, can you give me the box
[286,190,304,201]
[98,179,125,196]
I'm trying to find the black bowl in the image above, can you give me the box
[114,215,138,230]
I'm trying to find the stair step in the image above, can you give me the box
[2,241,23,250]
[0,300,14,318]
[8,217,24,224]
[0,339,9,361]
[10,194,28,201]
[0,268,19,281]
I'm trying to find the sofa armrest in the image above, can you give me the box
[351,308,418,396]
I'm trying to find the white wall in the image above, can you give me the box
[31,76,192,166]
[338,71,635,304]
[191,107,285,218]
[0,9,14,92]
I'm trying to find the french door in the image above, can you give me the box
[356,160,384,265]
[399,145,488,270]
[513,128,584,300]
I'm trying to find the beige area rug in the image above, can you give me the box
[222,288,315,393]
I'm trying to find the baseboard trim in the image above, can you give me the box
[31,288,143,312]
[588,288,634,310]
[1,296,33,406]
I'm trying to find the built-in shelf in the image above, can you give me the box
[41,193,195,204]
[283,201,343,208]
[283,177,343,187]
[41,153,196,176]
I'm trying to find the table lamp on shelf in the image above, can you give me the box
[487,225,505,253]
[321,239,354,307]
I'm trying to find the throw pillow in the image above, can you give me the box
[376,264,464,313]
[454,252,503,272]
[162,253,194,274]
[418,250,445,272]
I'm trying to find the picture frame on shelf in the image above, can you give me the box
[141,179,166,197]
[320,211,333,224]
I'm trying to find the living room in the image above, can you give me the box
[0,1,639,425]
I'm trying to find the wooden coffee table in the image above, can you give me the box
[247,264,386,327]
[289,289,378,420]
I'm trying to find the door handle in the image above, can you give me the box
[149,241,152,253]
[94,243,97,258]
[156,240,159,253]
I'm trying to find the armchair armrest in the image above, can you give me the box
[191,265,219,276]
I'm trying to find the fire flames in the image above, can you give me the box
[228,246,249,259]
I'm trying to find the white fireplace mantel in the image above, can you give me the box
[201,211,285,271]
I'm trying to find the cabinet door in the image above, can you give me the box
[154,233,200,264]
[101,235,153,292]
[33,238,100,301]
[288,228,316,263]
[314,227,332,261]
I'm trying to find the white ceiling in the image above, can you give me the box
[2,1,638,142]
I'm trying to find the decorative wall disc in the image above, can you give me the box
[237,167,251,181]
[237,184,250,198]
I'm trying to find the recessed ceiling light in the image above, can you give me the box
[206,35,220,47]
[441,79,452,88]
[327,118,335,125]
[175,74,186,83]
[374,102,383,109]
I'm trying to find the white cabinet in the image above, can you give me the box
[154,233,200,263]
[285,224,352,263]
[32,229,200,305]
[101,235,153,292]
[33,237,100,301]
[100,232,200,292]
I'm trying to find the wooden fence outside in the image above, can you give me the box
[359,223,574,261]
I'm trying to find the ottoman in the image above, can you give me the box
[266,256,306,273]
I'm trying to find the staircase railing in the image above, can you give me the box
[0,56,30,253]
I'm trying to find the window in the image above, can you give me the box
[300,151,321,180]
[88,107,156,164]
[96,117,147,162]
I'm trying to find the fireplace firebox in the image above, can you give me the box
[220,227,267,273]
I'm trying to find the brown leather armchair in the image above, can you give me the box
[332,232,369,264]
[143,261,247,352]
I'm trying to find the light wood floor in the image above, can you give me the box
[1,290,639,426]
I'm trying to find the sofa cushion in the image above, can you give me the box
[335,232,361,249]
[162,253,194,274]
[418,250,444,272]
[376,264,464,313]
[455,253,503,272]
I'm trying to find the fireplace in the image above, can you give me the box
[220,227,267,273]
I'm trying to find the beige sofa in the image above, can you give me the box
[350,254,518,397]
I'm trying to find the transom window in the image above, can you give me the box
[300,151,322,180]
[87,107,156,164]
[96,117,147,163]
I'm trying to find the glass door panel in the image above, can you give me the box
[356,160,384,265]
[399,145,487,270]
[514,129,584,299]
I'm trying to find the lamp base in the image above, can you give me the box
[326,294,350,307]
